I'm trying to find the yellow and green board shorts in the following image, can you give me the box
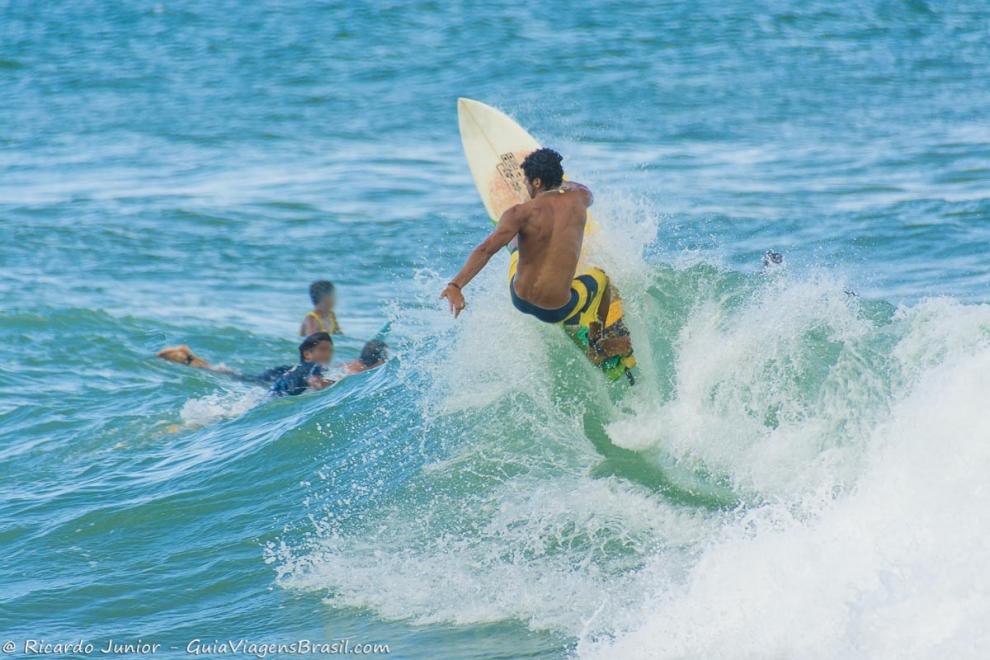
[507,250,607,327]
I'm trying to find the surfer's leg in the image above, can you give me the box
[566,267,607,328]
[584,271,633,359]
[581,274,614,362]
[597,282,612,326]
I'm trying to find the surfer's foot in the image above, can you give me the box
[157,345,209,368]
[590,280,634,357]
[586,321,633,363]
[598,334,632,357]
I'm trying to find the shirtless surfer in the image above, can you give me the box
[439,148,632,363]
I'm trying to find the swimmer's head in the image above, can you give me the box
[521,148,564,197]
[309,280,336,310]
[299,332,333,365]
[359,340,388,368]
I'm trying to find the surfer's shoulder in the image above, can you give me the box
[499,202,530,225]
[561,181,593,207]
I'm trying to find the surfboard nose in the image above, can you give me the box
[457,97,490,117]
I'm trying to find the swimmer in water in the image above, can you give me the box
[157,332,335,396]
[300,280,342,336]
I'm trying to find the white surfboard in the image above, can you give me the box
[457,97,599,236]
[457,97,541,223]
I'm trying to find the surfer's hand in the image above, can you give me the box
[440,285,466,318]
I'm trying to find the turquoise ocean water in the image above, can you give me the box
[3,1,990,658]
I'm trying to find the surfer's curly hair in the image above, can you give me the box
[521,148,564,189]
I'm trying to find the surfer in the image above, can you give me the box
[157,332,335,396]
[440,147,631,362]
[300,280,342,336]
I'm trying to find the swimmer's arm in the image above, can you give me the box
[301,315,319,336]
[307,375,335,390]
[158,345,236,375]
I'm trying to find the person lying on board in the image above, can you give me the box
[439,147,631,363]
[300,280,342,336]
[342,340,389,375]
[157,332,335,397]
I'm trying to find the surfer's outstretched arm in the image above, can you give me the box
[440,206,523,318]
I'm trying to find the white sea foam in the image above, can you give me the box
[178,388,266,428]
[583,341,990,660]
